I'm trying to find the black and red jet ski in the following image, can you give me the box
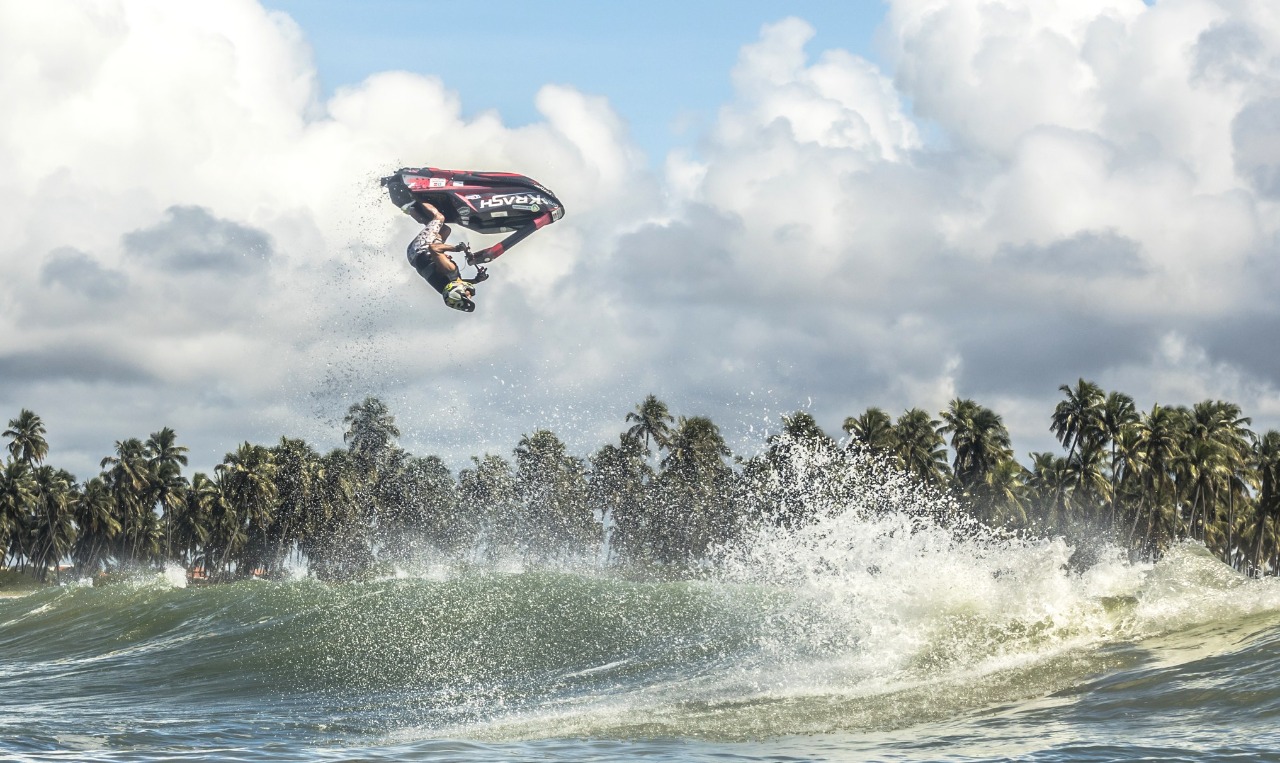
[381,167,565,264]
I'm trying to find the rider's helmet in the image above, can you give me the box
[442,280,476,313]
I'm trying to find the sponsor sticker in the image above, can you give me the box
[428,178,447,188]
[478,193,549,209]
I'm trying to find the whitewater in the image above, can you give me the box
[3,452,1280,761]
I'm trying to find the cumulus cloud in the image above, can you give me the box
[123,206,272,273]
[614,2,1280,452]
[0,0,659,475]
[40,247,129,300]
[2,0,1279,480]
[1233,96,1280,197]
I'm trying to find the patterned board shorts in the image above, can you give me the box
[406,220,460,286]
[406,219,443,265]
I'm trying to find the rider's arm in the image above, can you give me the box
[427,241,467,255]
[424,249,460,278]
[418,201,445,223]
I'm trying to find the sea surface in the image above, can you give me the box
[4,504,1280,762]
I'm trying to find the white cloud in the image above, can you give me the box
[1110,332,1280,421]
[2,0,1280,480]
[0,0,658,475]
[632,3,1280,451]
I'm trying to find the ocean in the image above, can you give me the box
[3,501,1280,762]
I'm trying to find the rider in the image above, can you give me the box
[399,198,489,312]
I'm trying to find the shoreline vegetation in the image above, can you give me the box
[2,381,1279,590]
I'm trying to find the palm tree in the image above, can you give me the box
[1131,404,1187,554]
[100,438,152,564]
[1223,453,1256,569]
[172,473,217,573]
[1190,401,1253,554]
[893,408,950,485]
[1180,437,1223,545]
[145,427,189,471]
[269,437,322,571]
[940,398,1013,495]
[301,449,367,580]
[28,466,77,583]
[843,407,895,453]
[756,412,840,530]
[4,409,49,466]
[1110,422,1149,539]
[589,432,653,563]
[146,428,190,562]
[773,411,834,450]
[514,430,594,551]
[625,395,675,455]
[981,458,1029,527]
[71,476,121,575]
[1248,431,1280,576]
[1165,401,1251,551]
[343,396,401,472]
[0,461,36,571]
[127,503,164,566]
[1100,391,1139,529]
[1027,451,1071,530]
[1067,440,1112,521]
[204,475,243,580]
[215,442,278,577]
[657,416,734,561]
[387,454,458,554]
[1051,379,1105,464]
[457,453,519,554]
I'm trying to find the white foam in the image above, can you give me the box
[404,436,1280,741]
[161,564,188,589]
[710,438,1280,698]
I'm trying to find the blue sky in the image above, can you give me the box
[261,0,887,162]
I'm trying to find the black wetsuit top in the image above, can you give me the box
[410,251,455,294]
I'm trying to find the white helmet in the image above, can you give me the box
[442,280,476,313]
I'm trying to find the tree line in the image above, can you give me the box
[3,381,1280,584]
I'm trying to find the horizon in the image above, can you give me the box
[6,382,1272,483]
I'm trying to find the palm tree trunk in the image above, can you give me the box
[1253,517,1266,577]
[1127,496,1146,548]
[1226,491,1237,568]
[1108,442,1119,530]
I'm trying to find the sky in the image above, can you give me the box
[258,0,889,163]
[3,0,1280,480]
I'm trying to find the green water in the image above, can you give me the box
[4,530,1280,761]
